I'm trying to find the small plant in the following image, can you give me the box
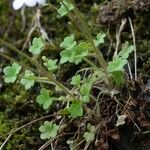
[39,121,59,139]
[84,123,96,142]
[0,0,135,149]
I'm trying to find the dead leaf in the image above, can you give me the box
[116,115,126,126]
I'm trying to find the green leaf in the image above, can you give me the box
[84,123,96,142]
[82,95,90,103]
[94,33,106,47]
[36,88,55,110]
[80,82,91,96]
[3,63,22,83]
[118,42,134,59]
[60,48,72,64]
[70,74,81,86]
[67,140,77,150]
[29,37,44,55]
[84,132,95,142]
[80,82,92,103]
[107,42,134,86]
[69,100,83,118]
[87,123,96,132]
[42,56,58,72]
[108,42,134,73]
[69,42,91,64]
[57,1,74,17]
[60,35,77,50]
[111,71,124,86]
[20,70,35,90]
[60,42,91,65]
[39,121,59,139]
[107,58,127,73]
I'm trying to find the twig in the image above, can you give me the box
[114,18,127,57]
[127,62,133,80]
[22,8,54,51]
[128,17,137,80]
[21,5,26,32]
[0,134,12,150]
[0,115,54,139]
[39,139,53,150]
[142,131,150,134]
[22,12,37,51]
[114,97,141,132]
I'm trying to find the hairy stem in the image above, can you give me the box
[70,0,107,69]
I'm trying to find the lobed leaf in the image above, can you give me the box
[94,33,106,47]
[36,88,55,110]
[3,63,22,83]
[20,70,35,90]
[42,56,58,72]
[60,35,77,50]
[69,100,83,118]
[57,1,74,17]
[29,37,44,55]
[70,74,81,87]
[39,121,59,139]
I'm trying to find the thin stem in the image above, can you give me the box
[61,0,107,69]
[127,62,133,80]
[0,134,12,150]
[128,17,137,80]
[114,18,127,57]
[0,52,38,74]
[0,39,33,62]
[0,115,55,139]
[71,0,107,69]
[0,39,74,98]
[83,57,99,69]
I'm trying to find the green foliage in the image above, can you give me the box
[42,56,58,72]
[70,74,81,87]
[29,37,45,55]
[1,0,136,147]
[67,140,77,150]
[94,33,106,47]
[60,40,91,64]
[57,0,74,17]
[60,35,77,50]
[80,79,93,103]
[107,57,127,72]
[107,42,134,85]
[118,42,134,59]
[69,100,83,118]
[108,42,134,72]
[36,88,56,110]
[111,71,124,86]
[84,123,96,142]
[39,121,59,139]
[20,70,35,90]
[3,63,22,83]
